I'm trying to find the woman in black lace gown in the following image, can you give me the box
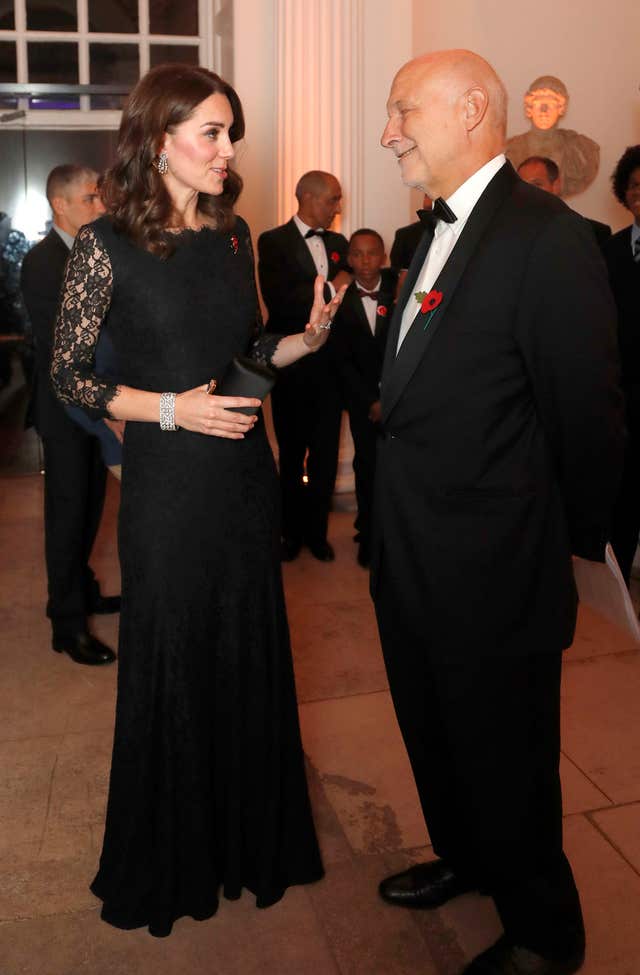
[51,65,343,937]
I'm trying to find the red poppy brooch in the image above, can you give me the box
[230,234,238,255]
[330,251,340,263]
[377,305,388,318]
[415,289,443,331]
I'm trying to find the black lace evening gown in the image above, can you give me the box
[52,215,323,937]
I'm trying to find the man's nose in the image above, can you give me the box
[381,117,398,148]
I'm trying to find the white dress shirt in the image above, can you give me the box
[396,154,506,352]
[356,277,382,335]
[293,213,329,279]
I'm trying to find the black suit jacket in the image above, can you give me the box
[585,217,611,251]
[373,162,624,658]
[257,219,349,336]
[605,225,640,428]
[390,220,424,271]
[20,229,72,438]
[331,269,396,414]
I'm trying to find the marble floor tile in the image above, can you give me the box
[565,814,640,974]
[560,753,612,816]
[591,802,640,873]
[0,885,339,975]
[38,731,112,861]
[288,595,387,703]
[307,853,441,974]
[0,736,62,858]
[300,691,427,855]
[562,652,640,804]
[566,604,639,661]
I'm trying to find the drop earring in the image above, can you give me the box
[156,150,168,176]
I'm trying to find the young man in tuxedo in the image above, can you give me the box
[331,229,396,567]
[517,155,611,250]
[21,164,120,666]
[258,171,351,562]
[373,51,623,974]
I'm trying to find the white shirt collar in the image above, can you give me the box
[356,276,382,294]
[52,223,75,250]
[438,154,506,237]
[294,214,324,238]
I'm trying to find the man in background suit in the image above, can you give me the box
[605,145,640,585]
[517,156,611,250]
[21,164,119,665]
[373,51,623,974]
[331,228,396,567]
[389,194,431,294]
[258,171,352,561]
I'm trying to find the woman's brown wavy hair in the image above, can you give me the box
[101,63,245,258]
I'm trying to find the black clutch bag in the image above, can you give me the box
[213,356,276,414]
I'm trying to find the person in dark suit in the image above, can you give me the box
[258,171,351,561]
[374,51,624,975]
[21,164,120,665]
[517,156,611,250]
[331,229,395,567]
[605,145,640,586]
[389,194,431,295]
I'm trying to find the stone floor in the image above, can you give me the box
[1,469,640,975]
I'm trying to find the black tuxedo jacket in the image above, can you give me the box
[390,220,424,271]
[605,227,640,384]
[257,219,349,336]
[586,216,611,251]
[20,229,72,438]
[373,162,624,658]
[331,269,396,414]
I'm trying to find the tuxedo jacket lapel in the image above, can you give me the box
[285,219,318,278]
[381,225,433,388]
[382,163,516,421]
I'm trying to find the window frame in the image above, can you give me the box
[0,0,222,130]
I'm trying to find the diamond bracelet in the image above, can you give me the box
[159,391,179,431]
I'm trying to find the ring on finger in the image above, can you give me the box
[318,318,333,331]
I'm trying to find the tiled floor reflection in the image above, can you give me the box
[1,473,639,974]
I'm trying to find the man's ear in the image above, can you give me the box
[50,195,66,220]
[463,86,489,132]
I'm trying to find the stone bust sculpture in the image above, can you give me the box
[506,75,600,197]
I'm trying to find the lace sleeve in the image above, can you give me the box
[242,225,283,367]
[51,224,119,419]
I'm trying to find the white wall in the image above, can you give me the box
[412,0,640,231]
[232,0,277,242]
[361,0,414,253]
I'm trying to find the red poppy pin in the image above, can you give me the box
[415,289,444,331]
[330,251,340,263]
[230,234,238,255]
[377,305,388,317]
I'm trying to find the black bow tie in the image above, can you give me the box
[417,197,457,230]
[358,289,379,301]
[305,228,324,238]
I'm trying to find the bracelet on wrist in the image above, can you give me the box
[159,391,179,431]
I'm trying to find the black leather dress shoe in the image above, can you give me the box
[280,538,302,562]
[379,859,475,909]
[307,540,335,562]
[463,936,584,974]
[52,632,117,665]
[89,594,121,614]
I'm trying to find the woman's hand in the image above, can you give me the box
[174,385,261,439]
[302,275,348,352]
